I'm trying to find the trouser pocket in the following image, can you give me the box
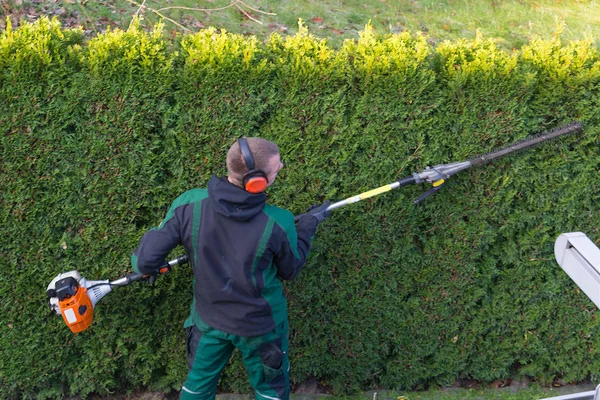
[259,340,284,382]
[185,325,202,371]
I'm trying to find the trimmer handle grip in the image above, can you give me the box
[122,272,160,284]
[112,254,190,287]
[141,255,186,284]
[148,254,190,279]
[169,254,189,267]
[122,272,147,284]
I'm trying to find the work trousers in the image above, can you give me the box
[180,320,290,400]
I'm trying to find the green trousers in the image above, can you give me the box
[180,319,290,400]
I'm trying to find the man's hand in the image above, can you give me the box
[304,200,331,224]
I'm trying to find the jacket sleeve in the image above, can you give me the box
[272,214,319,281]
[131,205,182,275]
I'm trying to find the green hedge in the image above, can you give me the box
[1,17,599,399]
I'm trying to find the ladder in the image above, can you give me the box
[541,385,600,400]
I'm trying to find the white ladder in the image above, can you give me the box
[541,384,600,400]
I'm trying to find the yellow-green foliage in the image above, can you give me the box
[1,17,599,399]
[436,32,518,84]
[182,27,267,73]
[0,17,82,69]
[84,18,175,79]
[341,23,431,77]
[520,21,598,80]
[267,20,336,76]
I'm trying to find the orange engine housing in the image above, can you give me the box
[59,286,94,333]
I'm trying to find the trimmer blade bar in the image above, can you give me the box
[470,121,583,167]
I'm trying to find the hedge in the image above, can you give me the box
[1,17,599,399]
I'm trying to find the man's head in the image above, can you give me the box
[226,137,283,192]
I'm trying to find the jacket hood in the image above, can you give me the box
[208,175,266,221]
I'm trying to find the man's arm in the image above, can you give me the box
[271,202,330,280]
[131,205,182,275]
[272,216,318,281]
[131,189,207,274]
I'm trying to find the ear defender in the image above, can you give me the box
[237,138,268,194]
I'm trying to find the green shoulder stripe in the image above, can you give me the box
[131,253,139,273]
[262,205,299,259]
[251,218,275,289]
[158,188,208,230]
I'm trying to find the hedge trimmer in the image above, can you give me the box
[48,122,582,333]
[296,121,582,221]
[46,255,189,333]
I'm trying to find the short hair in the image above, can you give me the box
[226,137,280,185]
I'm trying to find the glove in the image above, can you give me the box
[304,200,331,224]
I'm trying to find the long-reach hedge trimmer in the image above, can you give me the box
[296,121,582,221]
[47,122,582,333]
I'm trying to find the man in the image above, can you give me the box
[131,137,330,400]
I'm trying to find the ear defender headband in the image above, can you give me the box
[237,138,268,194]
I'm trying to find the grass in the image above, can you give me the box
[330,384,598,400]
[4,0,600,50]
[388,386,587,399]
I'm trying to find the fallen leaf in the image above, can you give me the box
[268,23,288,32]
[311,17,323,23]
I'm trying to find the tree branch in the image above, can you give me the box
[235,3,262,25]
[123,0,192,32]
[124,0,277,31]
[237,0,275,16]
[156,1,242,13]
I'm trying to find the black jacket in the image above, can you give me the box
[132,175,319,336]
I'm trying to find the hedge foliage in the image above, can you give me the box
[1,17,599,399]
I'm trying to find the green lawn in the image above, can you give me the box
[5,0,600,50]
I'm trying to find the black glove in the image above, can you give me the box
[303,200,331,224]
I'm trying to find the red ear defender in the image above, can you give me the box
[238,138,268,194]
[244,174,268,194]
